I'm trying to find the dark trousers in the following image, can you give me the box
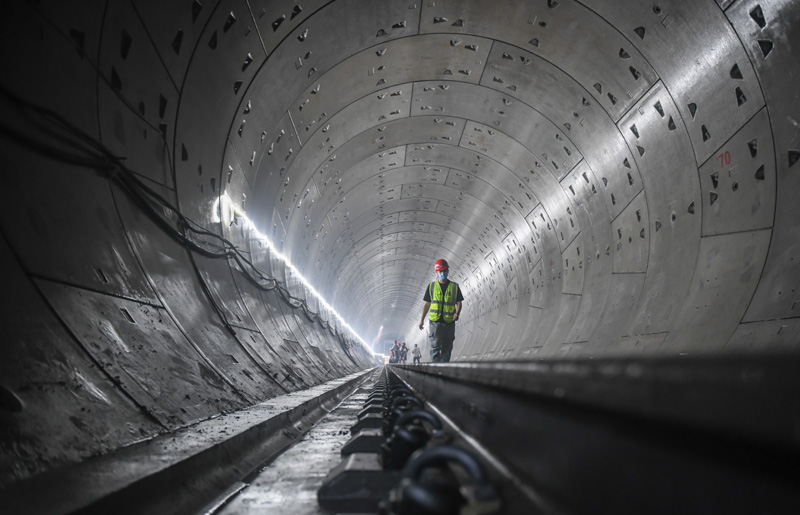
[428,320,455,363]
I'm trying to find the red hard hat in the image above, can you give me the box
[434,259,449,271]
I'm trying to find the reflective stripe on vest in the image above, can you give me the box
[428,281,458,323]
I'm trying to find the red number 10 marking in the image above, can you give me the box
[717,150,731,167]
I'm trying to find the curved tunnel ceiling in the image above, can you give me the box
[182,0,798,357]
[0,0,797,360]
[1,0,799,489]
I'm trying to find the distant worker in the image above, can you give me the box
[418,259,463,362]
[412,343,422,365]
[389,340,402,364]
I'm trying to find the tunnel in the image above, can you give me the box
[1,0,799,513]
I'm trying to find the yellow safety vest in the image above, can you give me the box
[428,281,459,323]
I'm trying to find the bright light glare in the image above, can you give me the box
[218,193,373,353]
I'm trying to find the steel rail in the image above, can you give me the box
[390,356,800,515]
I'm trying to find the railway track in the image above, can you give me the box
[4,357,799,514]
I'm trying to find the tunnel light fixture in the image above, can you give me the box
[374,325,384,353]
[218,193,373,353]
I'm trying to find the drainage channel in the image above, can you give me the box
[206,370,380,514]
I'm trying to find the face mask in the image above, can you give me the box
[438,271,448,281]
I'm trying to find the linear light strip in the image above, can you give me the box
[218,194,372,352]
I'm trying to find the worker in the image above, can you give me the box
[418,258,463,362]
[400,342,408,364]
[412,343,422,365]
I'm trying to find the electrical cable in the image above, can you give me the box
[0,85,356,345]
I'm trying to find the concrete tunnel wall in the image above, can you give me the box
[1,0,799,488]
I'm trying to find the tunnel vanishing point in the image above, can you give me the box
[1,0,799,512]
